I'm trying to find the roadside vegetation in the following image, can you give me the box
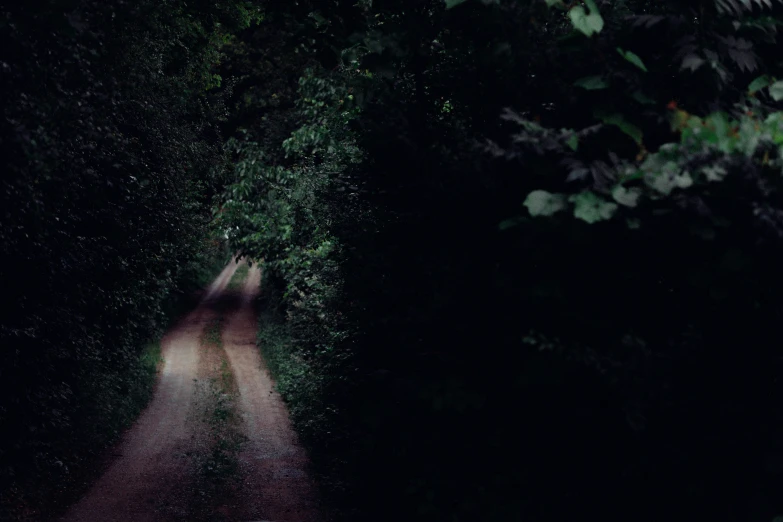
[0,0,250,517]
[217,1,783,521]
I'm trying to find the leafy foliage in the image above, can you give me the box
[0,0,246,516]
[9,0,783,520]
[218,0,783,521]
[568,0,605,37]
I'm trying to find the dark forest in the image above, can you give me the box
[3,0,783,521]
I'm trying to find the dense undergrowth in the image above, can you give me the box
[0,241,230,520]
[0,0,246,518]
[218,1,783,521]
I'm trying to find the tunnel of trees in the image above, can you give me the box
[4,0,783,520]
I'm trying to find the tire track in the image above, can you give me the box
[222,264,322,522]
[61,262,239,522]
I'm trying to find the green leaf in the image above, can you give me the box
[617,48,648,72]
[646,162,693,195]
[612,185,641,207]
[596,111,644,145]
[631,90,655,105]
[705,112,735,153]
[566,133,579,151]
[523,190,567,217]
[675,171,693,189]
[444,0,468,8]
[770,81,783,101]
[569,191,618,224]
[767,113,783,145]
[749,75,774,94]
[700,165,728,182]
[568,1,604,37]
[498,216,525,230]
[574,75,609,90]
[680,54,705,72]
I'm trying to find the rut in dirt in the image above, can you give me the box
[61,260,321,522]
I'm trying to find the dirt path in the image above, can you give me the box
[61,260,321,522]
[223,265,321,522]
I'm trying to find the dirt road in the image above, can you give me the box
[62,260,321,522]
